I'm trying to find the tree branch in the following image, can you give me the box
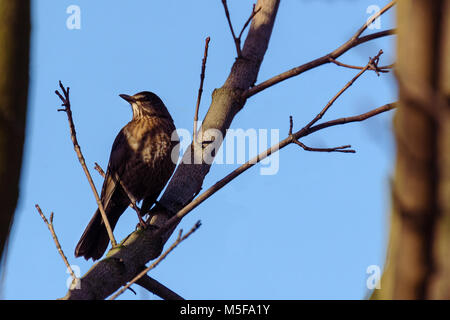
[111,171,147,227]
[307,103,396,134]
[243,1,396,98]
[135,274,184,300]
[55,82,117,247]
[94,162,139,214]
[221,0,240,56]
[221,0,261,57]
[238,4,262,41]
[35,204,79,289]
[329,57,392,73]
[289,116,355,153]
[304,50,384,130]
[193,37,211,145]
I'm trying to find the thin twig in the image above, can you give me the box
[307,103,396,134]
[221,0,260,57]
[304,50,383,130]
[329,57,392,73]
[355,29,395,46]
[243,1,396,98]
[56,81,117,247]
[109,221,201,300]
[221,0,239,56]
[293,141,355,153]
[35,204,78,285]
[238,4,261,40]
[289,116,355,153]
[356,0,396,39]
[289,50,383,153]
[193,37,211,145]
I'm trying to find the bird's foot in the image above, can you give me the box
[136,214,148,229]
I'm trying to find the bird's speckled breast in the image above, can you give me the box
[120,116,178,200]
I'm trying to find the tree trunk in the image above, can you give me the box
[0,0,30,261]
[373,0,450,299]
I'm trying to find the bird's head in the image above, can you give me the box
[119,91,173,120]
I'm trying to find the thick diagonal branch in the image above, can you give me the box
[193,37,211,145]
[136,275,184,300]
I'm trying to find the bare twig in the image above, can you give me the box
[112,172,147,227]
[293,141,355,153]
[136,274,184,300]
[355,29,395,46]
[35,204,78,286]
[238,4,261,40]
[193,37,211,145]
[356,0,396,39]
[307,103,396,134]
[221,0,260,57]
[221,0,239,55]
[243,1,396,98]
[289,116,355,153]
[221,2,237,39]
[109,221,201,300]
[329,57,393,73]
[94,162,105,178]
[56,81,117,247]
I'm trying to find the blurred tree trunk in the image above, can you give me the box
[0,1,30,260]
[373,0,450,299]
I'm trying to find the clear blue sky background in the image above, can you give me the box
[1,0,397,299]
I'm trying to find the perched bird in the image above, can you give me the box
[75,91,178,260]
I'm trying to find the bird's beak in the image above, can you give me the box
[119,94,135,103]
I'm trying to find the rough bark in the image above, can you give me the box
[373,0,450,299]
[0,1,30,260]
[62,0,280,300]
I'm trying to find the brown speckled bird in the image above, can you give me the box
[75,91,178,260]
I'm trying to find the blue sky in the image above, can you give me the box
[1,0,397,299]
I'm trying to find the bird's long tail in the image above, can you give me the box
[74,203,126,261]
